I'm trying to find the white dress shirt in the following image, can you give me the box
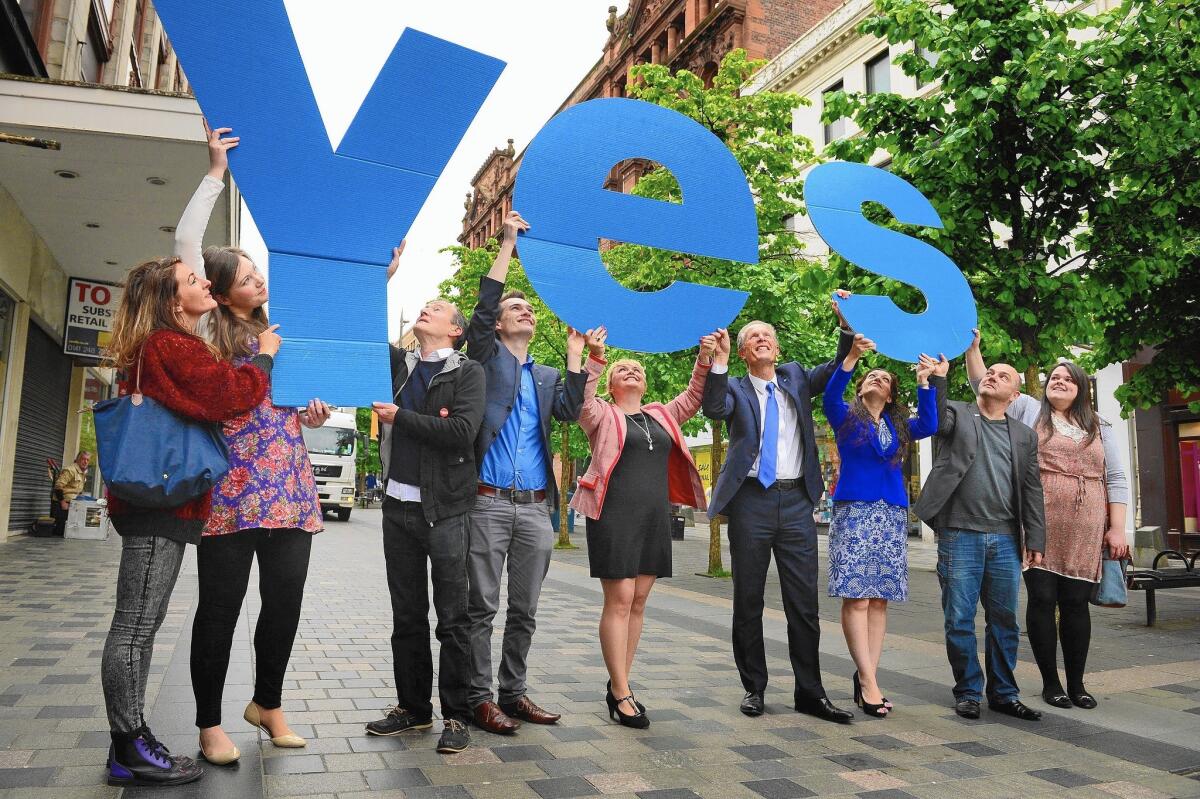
[387,347,455,502]
[746,373,802,480]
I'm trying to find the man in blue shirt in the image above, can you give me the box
[463,211,587,734]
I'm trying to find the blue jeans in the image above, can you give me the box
[936,529,1021,704]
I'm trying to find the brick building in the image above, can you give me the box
[460,0,841,248]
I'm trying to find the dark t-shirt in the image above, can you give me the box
[388,359,443,487]
[952,417,1017,534]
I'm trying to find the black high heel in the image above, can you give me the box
[853,671,889,718]
[607,693,649,729]
[607,680,645,713]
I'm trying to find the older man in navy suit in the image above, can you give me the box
[703,299,859,722]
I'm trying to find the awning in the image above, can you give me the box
[0,75,234,286]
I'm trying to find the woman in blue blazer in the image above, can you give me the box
[823,346,946,717]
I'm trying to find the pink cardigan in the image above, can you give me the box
[571,354,711,521]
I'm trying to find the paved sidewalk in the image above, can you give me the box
[0,510,1196,799]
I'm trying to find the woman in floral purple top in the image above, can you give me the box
[175,124,327,765]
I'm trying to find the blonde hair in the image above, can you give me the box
[205,246,267,360]
[604,358,646,398]
[105,256,217,370]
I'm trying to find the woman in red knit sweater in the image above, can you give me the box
[100,255,281,788]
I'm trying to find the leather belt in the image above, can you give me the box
[477,484,547,504]
[769,479,801,490]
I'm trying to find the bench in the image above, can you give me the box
[1125,550,1200,626]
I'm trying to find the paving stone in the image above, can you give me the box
[825,753,893,771]
[742,777,817,798]
[1028,767,1103,788]
[495,744,556,762]
[0,767,60,788]
[640,736,698,751]
[364,767,432,790]
[733,744,791,761]
[635,790,702,799]
[851,735,909,751]
[528,775,601,798]
[548,726,607,742]
[943,741,1003,757]
[538,757,601,777]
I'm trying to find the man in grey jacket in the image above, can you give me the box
[913,359,1046,722]
[462,211,587,734]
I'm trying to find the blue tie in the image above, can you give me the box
[758,383,778,489]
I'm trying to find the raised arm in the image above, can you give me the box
[463,211,529,363]
[175,122,237,277]
[910,355,948,440]
[551,327,588,422]
[702,328,735,421]
[465,275,503,364]
[964,327,985,388]
[664,335,716,424]
[575,328,609,437]
[822,359,854,431]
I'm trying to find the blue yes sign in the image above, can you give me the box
[153,0,976,404]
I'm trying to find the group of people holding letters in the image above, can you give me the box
[93,124,1128,787]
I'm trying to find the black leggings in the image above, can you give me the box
[1023,568,1092,694]
[191,528,312,728]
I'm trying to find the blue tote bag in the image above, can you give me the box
[93,352,230,508]
[1090,548,1130,608]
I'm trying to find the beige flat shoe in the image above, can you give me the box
[198,736,241,765]
[244,701,307,748]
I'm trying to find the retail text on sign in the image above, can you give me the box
[63,277,123,359]
[152,0,978,405]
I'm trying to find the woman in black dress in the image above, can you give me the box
[571,329,715,727]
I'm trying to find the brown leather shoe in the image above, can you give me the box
[500,696,561,725]
[472,701,518,734]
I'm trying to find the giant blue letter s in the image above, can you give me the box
[153,0,505,406]
[804,162,977,363]
[513,98,757,353]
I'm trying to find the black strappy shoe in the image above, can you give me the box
[606,691,649,729]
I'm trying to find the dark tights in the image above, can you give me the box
[1023,568,1092,694]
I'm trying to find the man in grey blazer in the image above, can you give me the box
[462,211,587,735]
[913,360,1046,722]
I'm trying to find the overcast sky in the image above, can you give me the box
[240,0,621,340]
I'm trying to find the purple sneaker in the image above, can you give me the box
[106,727,203,787]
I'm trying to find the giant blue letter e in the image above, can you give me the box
[513,98,757,352]
[153,0,505,406]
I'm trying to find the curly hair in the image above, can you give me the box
[838,368,912,465]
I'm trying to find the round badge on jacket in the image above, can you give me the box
[439,407,449,418]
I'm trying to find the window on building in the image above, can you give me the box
[823,81,847,144]
[866,49,891,94]
[914,45,939,88]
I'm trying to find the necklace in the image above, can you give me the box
[625,412,654,451]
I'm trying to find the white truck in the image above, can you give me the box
[302,410,359,521]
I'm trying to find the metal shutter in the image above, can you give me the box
[7,323,71,532]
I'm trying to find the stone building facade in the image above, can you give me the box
[460,0,841,248]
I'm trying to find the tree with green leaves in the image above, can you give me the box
[440,50,845,574]
[823,0,1200,408]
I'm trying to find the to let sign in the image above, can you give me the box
[63,278,122,359]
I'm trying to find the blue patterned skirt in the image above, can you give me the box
[828,500,909,601]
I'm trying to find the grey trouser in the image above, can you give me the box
[102,535,187,734]
[466,494,554,707]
